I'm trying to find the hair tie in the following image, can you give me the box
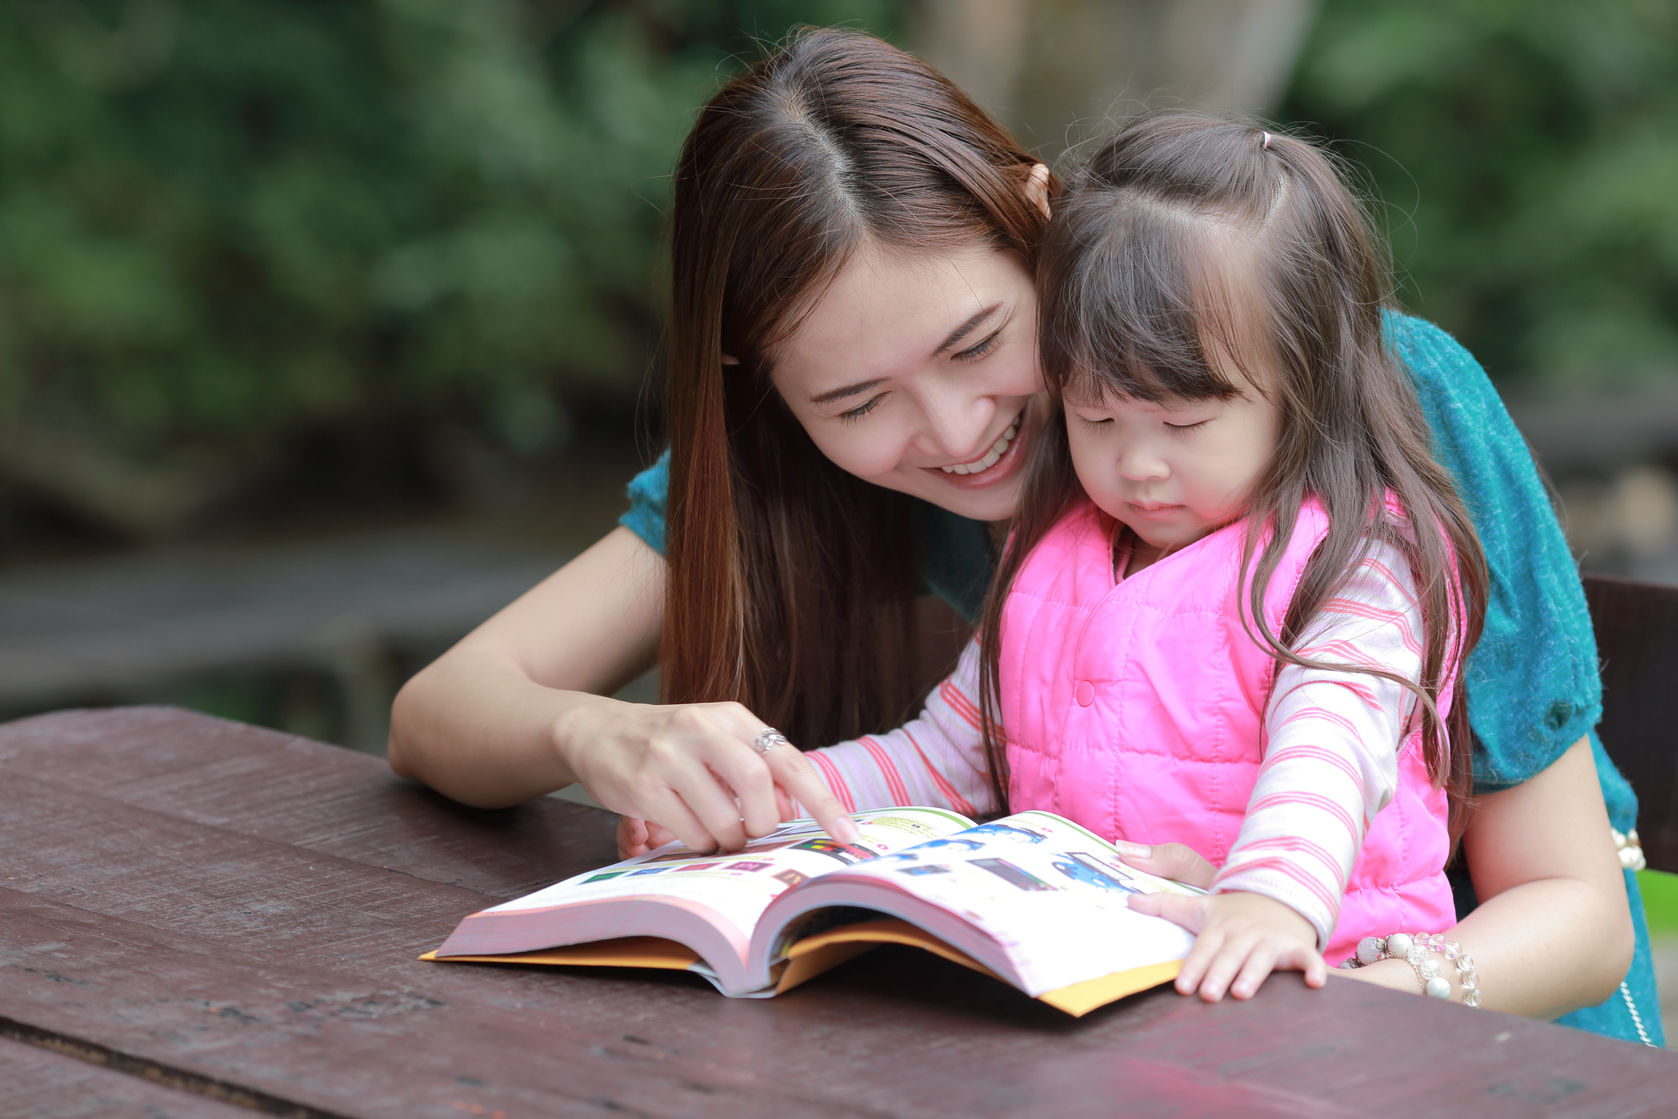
[1261,131,1273,151]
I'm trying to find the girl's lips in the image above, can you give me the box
[1125,501,1182,517]
[927,410,1029,489]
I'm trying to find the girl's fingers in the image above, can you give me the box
[1192,941,1249,1002]
[1116,841,1217,889]
[1125,891,1205,932]
[617,816,650,859]
[1227,944,1280,1000]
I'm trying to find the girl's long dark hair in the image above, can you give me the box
[662,28,1052,745]
[978,112,1488,843]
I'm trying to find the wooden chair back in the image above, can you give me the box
[1582,573,1678,873]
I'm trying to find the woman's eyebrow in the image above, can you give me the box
[810,378,886,406]
[933,303,1001,356]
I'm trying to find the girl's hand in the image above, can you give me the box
[1128,889,1326,1001]
[617,816,678,859]
[1111,840,1217,889]
[564,698,859,854]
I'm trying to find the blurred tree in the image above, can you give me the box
[1282,0,1678,393]
[0,0,901,540]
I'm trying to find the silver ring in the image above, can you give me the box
[754,728,790,754]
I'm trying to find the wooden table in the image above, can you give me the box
[3,708,1673,1118]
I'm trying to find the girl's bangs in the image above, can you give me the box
[1050,204,1251,406]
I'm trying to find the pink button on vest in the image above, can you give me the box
[998,498,1456,962]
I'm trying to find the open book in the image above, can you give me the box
[428,808,1200,1016]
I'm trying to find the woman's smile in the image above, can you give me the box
[934,411,1024,480]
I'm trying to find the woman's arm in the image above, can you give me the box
[388,526,854,851]
[1346,738,1634,1014]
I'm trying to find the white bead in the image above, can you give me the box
[1356,936,1384,965]
[1385,933,1413,958]
[1425,976,1452,999]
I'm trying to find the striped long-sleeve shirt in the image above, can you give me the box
[805,536,1434,949]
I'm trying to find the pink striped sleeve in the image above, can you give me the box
[798,637,999,818]
[1213,535,1428,947]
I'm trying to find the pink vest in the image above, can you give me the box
[998,499,1455,963]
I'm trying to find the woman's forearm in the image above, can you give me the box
[387,526,665,807]
[1344,738,1634,1015]
[389,649,635,806]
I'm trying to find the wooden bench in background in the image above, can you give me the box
[1585,573,1678,873]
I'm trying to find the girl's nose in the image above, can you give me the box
[1117,442,1169,482]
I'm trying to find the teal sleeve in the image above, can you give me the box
[1397,312,1657,1047]
[1386,312,1635,824]
[618,450,670,556]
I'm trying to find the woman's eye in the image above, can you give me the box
[839,396,884,422]
[1075,415,1112,428]
[953,330,1002,362]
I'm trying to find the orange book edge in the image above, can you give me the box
[421,937,701,972]
[782,917,1182,1016]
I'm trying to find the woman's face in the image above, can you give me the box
[770,241,1048,524]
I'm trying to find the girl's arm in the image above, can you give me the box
[798,636,999,818]
[388,526,855,851]
[1122,739,1635,1014]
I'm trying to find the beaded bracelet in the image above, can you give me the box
[1339,931,1482,1007]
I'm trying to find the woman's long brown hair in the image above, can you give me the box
[979,112,1489,843]
[660,28,1051,745]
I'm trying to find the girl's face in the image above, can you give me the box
[1063,369,1281,570]
[770,241,1048,524]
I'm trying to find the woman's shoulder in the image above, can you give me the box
[1382,310,1496,407]
[619,450,671,556]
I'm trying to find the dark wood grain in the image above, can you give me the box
[0,1038,257,1118]
[2,707,1673,1118]
[1584,573,1678,872]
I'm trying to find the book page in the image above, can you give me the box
[759,810,1200,996]
[452,807,972,968]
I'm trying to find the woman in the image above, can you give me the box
[388,27,1658,1043]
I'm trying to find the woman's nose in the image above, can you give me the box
[912,391,991,462]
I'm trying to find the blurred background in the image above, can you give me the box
[4,0,1676,934]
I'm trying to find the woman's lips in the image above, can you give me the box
[929,412,1027,489]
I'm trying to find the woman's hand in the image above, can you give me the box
[1129,889,1327,1001]
[565,698,859,854]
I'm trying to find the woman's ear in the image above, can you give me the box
[720,354,740,366]
[1026,163,1052,220]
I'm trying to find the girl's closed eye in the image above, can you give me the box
[1165,418,1212,433]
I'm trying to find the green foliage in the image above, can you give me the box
[1283,0,1678,392]
[0,0,902,465]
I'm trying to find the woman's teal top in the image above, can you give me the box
[619,311,1662,1045]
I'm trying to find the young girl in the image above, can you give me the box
[734,111,1488,1001]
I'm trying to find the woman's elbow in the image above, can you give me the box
[1580,872,1638,1005]
[385,671,433,780]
